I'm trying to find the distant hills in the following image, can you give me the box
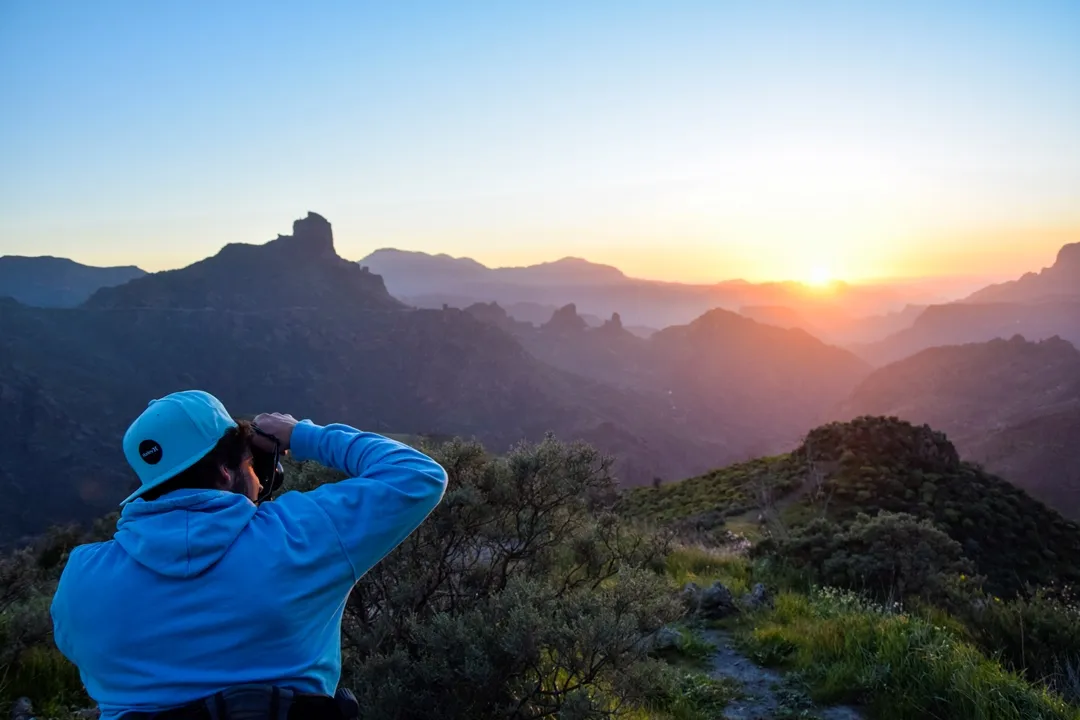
[464,301,871,456]
[837,336,1080,517]
[358,248,948,336]
[853,300,1080,366]
[854,244,1080,365]
[5,216,1079,541]
[0,255,145,307]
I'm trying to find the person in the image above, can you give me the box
[50,390,448,720]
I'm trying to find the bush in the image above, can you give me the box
[961,589,1080,703]
[289,435,684,718]
[762,512,974,605]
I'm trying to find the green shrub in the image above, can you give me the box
[294,436,685,718]
[762,512,974,605]
[961,589,1080,702]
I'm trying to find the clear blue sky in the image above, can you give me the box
[1,1,1078,282]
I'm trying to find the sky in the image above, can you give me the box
[1,1,1078,284]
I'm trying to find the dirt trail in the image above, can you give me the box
[700,629,864,720]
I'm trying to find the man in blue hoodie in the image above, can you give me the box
[50,390,448,719]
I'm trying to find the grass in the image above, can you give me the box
[618,456,802,524]
[735,588,1080,720]
[630,671,743,720]
[664,546,752,594]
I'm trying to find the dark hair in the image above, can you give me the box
[141,420,255,501]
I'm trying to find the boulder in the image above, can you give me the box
[698,581,738,619]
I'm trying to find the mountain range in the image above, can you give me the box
[3,215,1079,542]
[464,301,870,454]
[4,212,837,545]
[358,248,955,344]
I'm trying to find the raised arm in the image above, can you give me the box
[256,414,447,582]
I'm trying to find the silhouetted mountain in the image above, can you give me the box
[411,295,605,327]
[837,336,1080,516]
[854,300,1080,365]
[361,249,626,297]
[467,302,872,457]
[88,213,402,312]
[0,256,145,307]
[964,243,1080,304]
[0,214,729,546]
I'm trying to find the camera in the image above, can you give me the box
[250,426,285,503]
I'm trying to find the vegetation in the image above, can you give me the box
[799,417,1080,596]
[0,437,730,720]
[738,587,1079,720]
[627,416,1080,598]
[4,418,1080,719]
[617,456,801,525]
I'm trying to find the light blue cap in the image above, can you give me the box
[121,390,238,505]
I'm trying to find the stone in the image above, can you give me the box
[11,698,34,720]
[698,580,739,619]
[743,582,774,610]
[680,581,702,614]
[651,626,683,652]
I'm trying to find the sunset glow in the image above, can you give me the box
[0,2,1077,285]
[805,266,835,288]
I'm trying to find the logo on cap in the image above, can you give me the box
[139,439,163,465]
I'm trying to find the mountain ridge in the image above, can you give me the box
[0,255,146,308]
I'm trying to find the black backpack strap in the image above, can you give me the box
[120,685,352,720]
[209,692,228,720]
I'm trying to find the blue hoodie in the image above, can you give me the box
[50,421,447,719]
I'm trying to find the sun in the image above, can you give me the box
[806,265,834,287]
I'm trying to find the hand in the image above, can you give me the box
[252,412,298,452]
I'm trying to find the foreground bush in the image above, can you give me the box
[759,512,973,605]
[739,588,1079,720]
[289,435,685,718]
[960,589,1080,704]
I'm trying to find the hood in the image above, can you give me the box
[114,489,258,578]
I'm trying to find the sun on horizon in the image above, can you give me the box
[805,265,835,287]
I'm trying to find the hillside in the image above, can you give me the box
[0,256,145,307]
[836,336,1080,516]
[623,416,1080,596]
[465,302,872,456]
[854,300,1080,365]
[964,243,1080,304]
[0,215,730,546]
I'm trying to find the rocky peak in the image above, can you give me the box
[544,303,588,334]
[1053,243,1080,275]
[464,301,512,329]
[266,211,336,261]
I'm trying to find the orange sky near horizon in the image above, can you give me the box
[68,217,1075,290]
